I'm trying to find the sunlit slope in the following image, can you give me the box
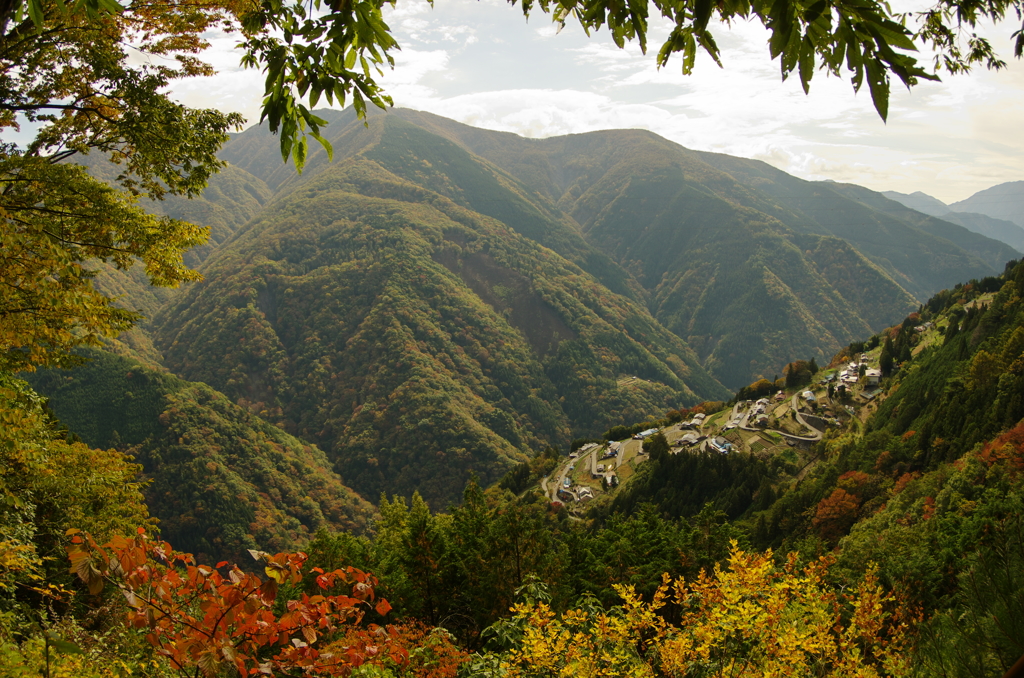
[550,148,917,388]
[219,113,643,304]
[153,159,728,507]
[372,113,921,386]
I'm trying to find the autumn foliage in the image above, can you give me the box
[66,529,405,677]
[500,543,910,677]
[978,420,1024,474]
[813,488,861,543]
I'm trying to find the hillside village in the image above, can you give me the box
[541,316,948,509]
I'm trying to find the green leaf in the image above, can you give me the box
[802,0,827,24]
[693,0,713,31]
[312,132,334,162]
[798,38,815,92]
[27,0,44,27]
[46,632,84,655]
[292,135,308,172]
[865,58,889,120]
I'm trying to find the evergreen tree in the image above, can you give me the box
[644,432,670,462]
[880,336,895,376]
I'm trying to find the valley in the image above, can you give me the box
[59,109,1019,510]
[4,107,1024,678]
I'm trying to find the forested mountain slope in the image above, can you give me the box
[379,110,1013,294]
[355,109,1009,387]
[212,110,1016,390]
[71,160,275,368]
[221,113,645,304]
[27,349,375,564]
[153,156,728,507]
[692,153,1013,297]
[78,154,273,268]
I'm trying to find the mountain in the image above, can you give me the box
[688,155,1014,297]
[181,108,1016,391]
[27,349,375,564]
[881,190,952,217]
[941,211,1024,253]
[951,180,1024,228]
[884,189,1024,253]
[77,153,273,268]
[365,109,1012,384]
[152,143,730,507]
[821,182,1020,270]
[85,107,1020,505]
[72,159,276,368]
[220,110,645,305]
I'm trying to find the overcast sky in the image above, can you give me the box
[171,0,1024,203]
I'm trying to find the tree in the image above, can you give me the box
[492,543,911,677]
[812,487,861,543]
[880,336,895,376]
[643,432,670,462]
[784,360,813,389]
[65,529,407,677]
[0,0,241,370]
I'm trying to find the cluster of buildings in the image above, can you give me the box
[751,398,771,428]
[677,413,706,430]
[570,442,601,459]
[836,354,881,387]
[557,486,594,503]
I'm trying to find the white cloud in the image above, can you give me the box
[161,0,1024,203]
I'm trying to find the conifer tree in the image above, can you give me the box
[880,336,895,375]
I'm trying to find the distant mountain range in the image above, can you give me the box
[883,184,1024,253]
[53,108,1021,507]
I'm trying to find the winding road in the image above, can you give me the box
[785,393,824,442]
[735,395,822,442]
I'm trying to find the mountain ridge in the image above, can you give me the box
[152,152,729,506]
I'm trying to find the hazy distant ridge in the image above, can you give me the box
[884,187,1024,254]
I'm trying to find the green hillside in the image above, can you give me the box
[152,157,728,507]
[27,349,375,564]
[359,110,1010,387]
[72,159,274,368]
[691,153,1010,299]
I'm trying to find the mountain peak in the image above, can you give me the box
[950,180,1024,228]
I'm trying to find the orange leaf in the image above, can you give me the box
[375,599,392,617]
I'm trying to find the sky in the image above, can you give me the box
[169,0,1024,204]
